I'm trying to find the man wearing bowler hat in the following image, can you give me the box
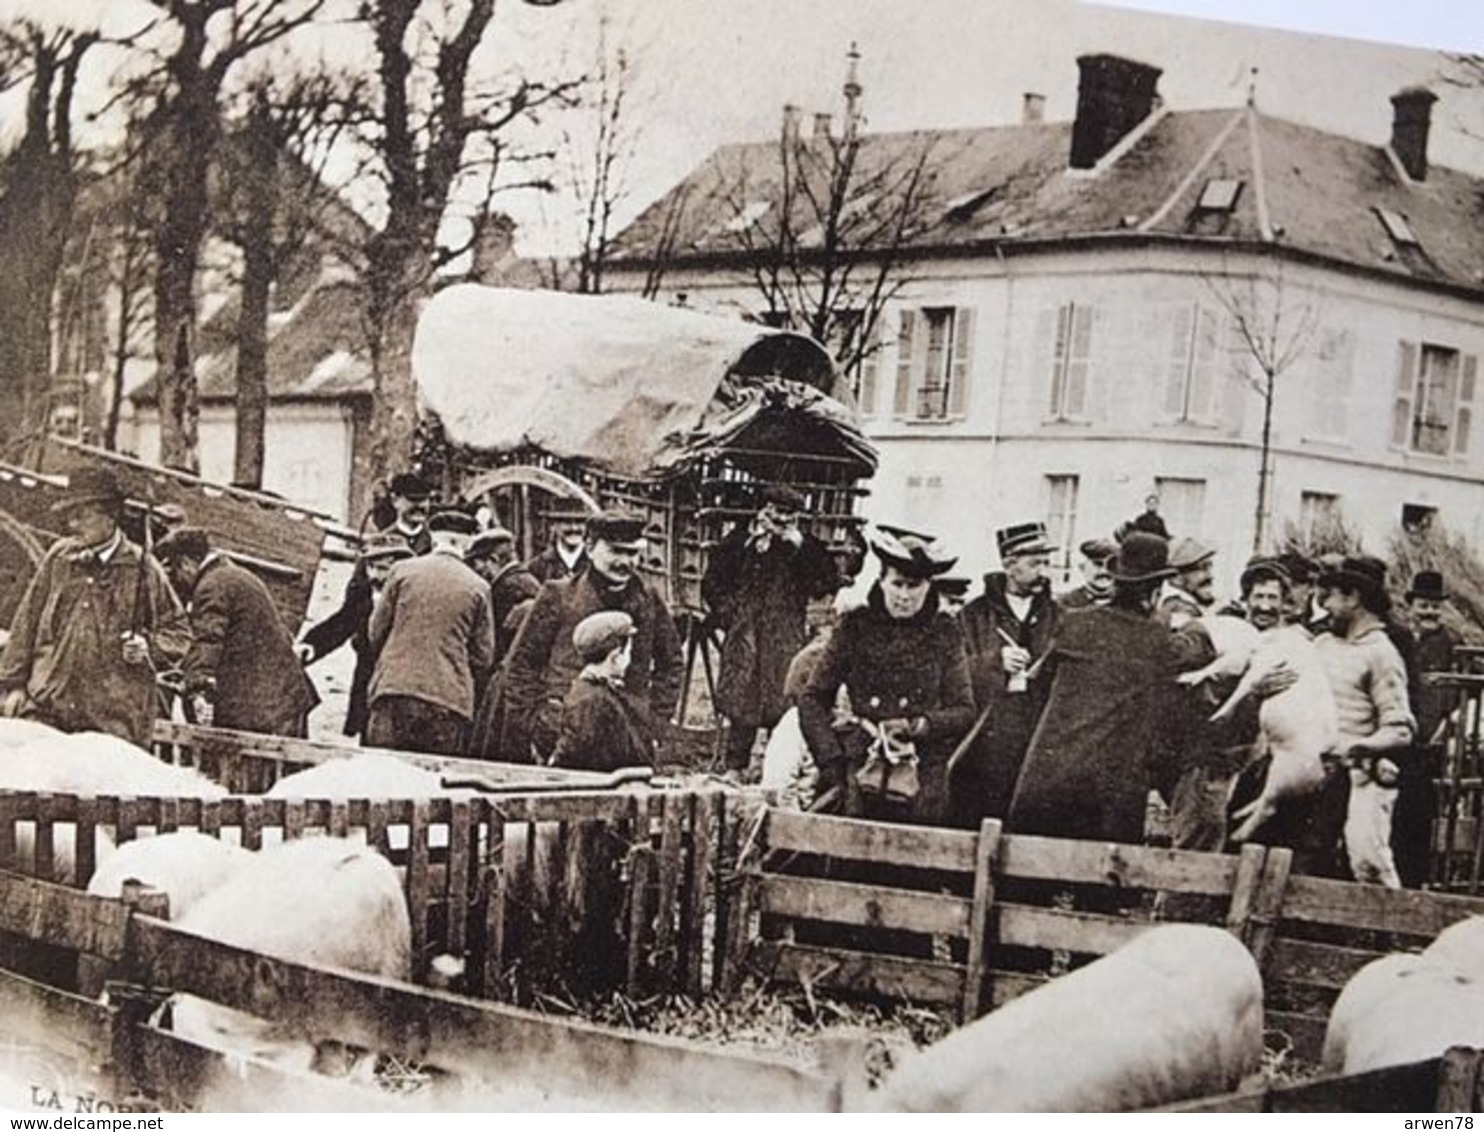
[0,467,189,747]
[1008,532,1191,844]
[366,509,495,754]
[702,483,840,779]
[502,510,682,763]
[376,471,433,555]
[955,521,1060,826]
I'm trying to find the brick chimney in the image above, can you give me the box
[1390,87,1438,182]
[1022,93,1046,124]
[1070,54,1162,170]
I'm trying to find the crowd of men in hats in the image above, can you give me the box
[0,466,1465,891]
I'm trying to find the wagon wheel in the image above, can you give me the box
[459,465,600,561]
[0,506,46,631]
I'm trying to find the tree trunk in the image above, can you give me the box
[232,104,278,489]
[1253,368,1276,554]
[0,46,79,465]
[361,227,430,496]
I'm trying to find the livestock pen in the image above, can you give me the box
[5,723,1484,1110]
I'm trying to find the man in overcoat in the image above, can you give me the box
[465,526,542,661]
[701,484,840,777]
[0,467,189,748]
[954,522,1060,826]
[367,510,495,754]
[1007,533,1184,843]
[501,511,682,764]
[525,505,590,583]
[156,527,319,736]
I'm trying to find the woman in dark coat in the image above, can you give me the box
[798,527,976,825]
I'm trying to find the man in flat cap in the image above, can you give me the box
[501,510,682,763]
[156,527,318,737]
[465,526,542,661]
[1059,537,1118,611]
[702,483,840,780]
[550,611,653,772]
[366,510,495,754]
[0,468,189,747]
[955,521,1060,826]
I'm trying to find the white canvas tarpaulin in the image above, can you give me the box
[411,285,867,479]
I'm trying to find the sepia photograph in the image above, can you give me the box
[1,0,1482,1114]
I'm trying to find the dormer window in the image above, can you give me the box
[1376,206,1418,246]
[942,187,998,223]
[722,200,770,234]
[1197,178,1242,213]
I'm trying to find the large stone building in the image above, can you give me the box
[605,53,1484,589]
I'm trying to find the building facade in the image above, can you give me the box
[605,55,1484,590]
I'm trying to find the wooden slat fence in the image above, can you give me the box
[0,868,838,1112]
[1428,672,1484,894]
[726,808,1484,1063]
[0,784,738,1009]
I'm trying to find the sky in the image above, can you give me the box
[1,0,1480,255]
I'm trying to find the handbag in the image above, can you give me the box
[854,722,920,805]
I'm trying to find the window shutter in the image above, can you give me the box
[1066,304,1094,418]
[1391,340,1418,449]
[947,306,975,417]
[1164,304,1193,418]
[1190,305,1221,422]
[1330,330,1354,441]
[1036,307,1061,418]
[1456,354,1477,456]
[893,309,916,417]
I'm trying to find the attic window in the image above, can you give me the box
[721,200,770,233]
[1197,179,1242,212]
[1376,207,1419,246]
[942,187,998,223]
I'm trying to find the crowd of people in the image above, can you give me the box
[0,467,1463,892]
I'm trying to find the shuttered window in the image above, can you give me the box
[1161,303,1222,424]
[1304,329,1355,442]
[891,305,975,420]
[1393,341,1477,458]
[1044,302,1096,421]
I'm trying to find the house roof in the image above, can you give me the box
[132,269,372,406]
[608,106,1484,299]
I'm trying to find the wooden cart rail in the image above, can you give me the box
[0,784,751,1007]
[727,810,1484,1064]
[149,720,615,795]
[1154,1046,1484,1113]
[0,868,839,1112]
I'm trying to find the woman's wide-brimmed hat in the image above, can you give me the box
[1110,532,1178,584]
[869,525,957,579]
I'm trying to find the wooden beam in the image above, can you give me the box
[1280,874,1484,936]
[1266,937,1380,991]
[998,833,1243,895]
[765,809,979,872]
[757,874,972,937]
[125,914,837,1111]
[994,903,1151,955]
[0,869,131,959]
[0,965,115,1065]
[960,819,1001,1022]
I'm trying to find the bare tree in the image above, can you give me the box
[718,48,936,392]
[215,68,363,488]
[0,22,98,463]
[1203,258,1322,553]
[129,0,326,473]
[639,183,690,302]
[342,0,578,506]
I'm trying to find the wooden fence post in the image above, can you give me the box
[961,819,1002,1023]
[1224,843,1267,941]
[1244,847,1292,966]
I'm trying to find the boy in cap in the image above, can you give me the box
[550,611,654,771]
[702,482,840,780]
[0,467,189,747]
[502,510,682,763]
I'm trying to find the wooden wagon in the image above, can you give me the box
[410,286,876,721]
[0,436,347,633]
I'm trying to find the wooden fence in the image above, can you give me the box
[0,867,838,1112]
[725,809,1484,1063]
[0,782,748,1007]
[1428,671,1484,894]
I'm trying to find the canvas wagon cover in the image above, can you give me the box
[412,285,872,479]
